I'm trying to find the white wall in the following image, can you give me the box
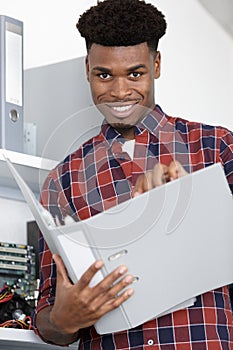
[0,0,233,242]
[0,197,33,244]
[0,0,95,68]
[155,0,233,130]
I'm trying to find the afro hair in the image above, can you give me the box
[76,0,167,52]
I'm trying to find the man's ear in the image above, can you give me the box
[85,55,90,82]
[154,51,161,79]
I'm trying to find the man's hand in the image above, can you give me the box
[133,161,188,196]
[37,254,134,342]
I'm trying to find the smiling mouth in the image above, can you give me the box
[98,100,146,122]
[111,105,134,112]
[105,101,140,116]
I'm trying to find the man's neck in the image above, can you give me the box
[115,126,135,140]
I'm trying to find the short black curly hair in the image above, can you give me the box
[76,0,167,53]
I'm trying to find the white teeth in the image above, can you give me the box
[112,105,132,112]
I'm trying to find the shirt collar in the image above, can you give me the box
[100,105,168,146]
[139,104,168,135]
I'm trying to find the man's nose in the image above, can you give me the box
[110,77,132,100]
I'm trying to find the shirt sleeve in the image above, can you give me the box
[32,173,65,342]
[33,157,80,343]
[33,170,76,343]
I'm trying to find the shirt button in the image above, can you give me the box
[147,339,154,346]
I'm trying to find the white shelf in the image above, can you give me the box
[0,149,58,200]
[0,328,78,350]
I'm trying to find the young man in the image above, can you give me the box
[34,0,233,349]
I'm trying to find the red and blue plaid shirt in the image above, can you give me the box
[34,105,233,349]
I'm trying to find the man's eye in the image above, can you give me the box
[130,72,141,78]
[99,73,111,79]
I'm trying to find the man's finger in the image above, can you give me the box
[90,265,134,306]
[133,174,145,196]
[100,287,134,311]
[168,161,188,180]
[152,163,169,186]
[89,264,129,299]
[133,171,153,196]
[77,260,104,289]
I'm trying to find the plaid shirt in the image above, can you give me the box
[34,105,233,349]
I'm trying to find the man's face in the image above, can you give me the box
[86,42,161,139]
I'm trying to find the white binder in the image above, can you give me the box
[4,156,233,334]
[0,16,24,152]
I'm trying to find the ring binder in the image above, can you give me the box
[0,15,24,152]
[4,155,233,334]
